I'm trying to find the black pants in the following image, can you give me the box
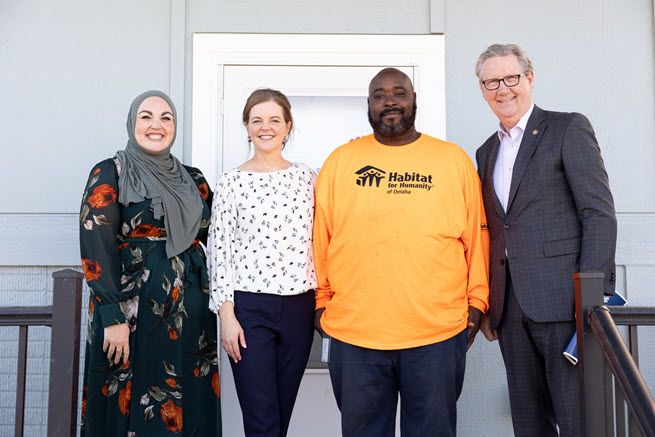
[328,330,467,437]
[498,273,580,437]
[230,290,315,437]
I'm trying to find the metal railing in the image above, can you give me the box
[0,269,83,437]
[575,272,655,437]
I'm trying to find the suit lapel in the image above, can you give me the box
[486,136,506,218]
[506,106,546,212]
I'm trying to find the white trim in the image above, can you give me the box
[191,34,446,179]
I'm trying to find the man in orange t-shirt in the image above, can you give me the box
[313,68,489,437]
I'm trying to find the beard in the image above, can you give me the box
[368,101,417,138]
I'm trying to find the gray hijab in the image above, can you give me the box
[115,90,203,258]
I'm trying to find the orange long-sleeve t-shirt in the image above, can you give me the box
[313,134,489,349]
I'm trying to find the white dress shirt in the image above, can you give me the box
[493,104,535,211]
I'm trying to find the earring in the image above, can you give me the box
[283,135,289,145]
[247,137,252,143]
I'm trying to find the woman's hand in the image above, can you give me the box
[219,302,247,363]
[103,323,130,365]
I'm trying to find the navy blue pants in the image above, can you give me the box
[328,330,467,437]
[230,290,315,437]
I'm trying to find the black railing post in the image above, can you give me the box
[574,272,605,437]
[14,326,28,437]
[47,269,83,437]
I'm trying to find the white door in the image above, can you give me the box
[191,34,446,437]
[222,65,415,171]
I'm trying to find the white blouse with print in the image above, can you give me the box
[207,162,317,312]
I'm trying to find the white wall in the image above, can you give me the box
[0,0,174,265]
[1,0,653,435]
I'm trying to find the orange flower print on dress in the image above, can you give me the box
[92,167,101,176]
[118,381,132,416]
[198,182,209,201]
[193,367,200,378]
[212,371,220,397]
[129,224,162,238]
[81,386,87,418]
[171,287,180,302]
[117,242,129,250]
[168,327,179,340]
[87,184,117,209]
[165,378,177,388]
[101,384,109,396]
[160,399,183,433]
[81,258,102,282]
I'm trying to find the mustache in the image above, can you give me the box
[380,107,404,116]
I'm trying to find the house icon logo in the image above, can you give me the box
[355,165,386,187]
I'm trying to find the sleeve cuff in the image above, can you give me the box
[315,291,332,310]
[468,298,488,314]
[98,303,126,328]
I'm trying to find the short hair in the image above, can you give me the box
[475,44,534,78]
[242,88,294,133]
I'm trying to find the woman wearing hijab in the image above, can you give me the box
[79,90,221,436]
[208,89,316,436]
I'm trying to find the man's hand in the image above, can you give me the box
[314,308,326,336]
[466,306,483,350]
[479,313,498,341]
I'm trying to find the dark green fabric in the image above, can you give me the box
[79,158,221,436]
[98,303,126,328]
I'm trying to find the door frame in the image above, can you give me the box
[191,33,446,186]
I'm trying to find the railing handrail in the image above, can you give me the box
[606,306,655,326]
[588,305,655,437]
[0,306,53,327]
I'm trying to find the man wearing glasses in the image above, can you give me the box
[474,43,617,437]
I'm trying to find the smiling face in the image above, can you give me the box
[245,100,291,154]
[134,96,175,154]
[367,69,417,139]
[479,55,534,130]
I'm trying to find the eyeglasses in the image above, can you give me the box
[480,73,526,91]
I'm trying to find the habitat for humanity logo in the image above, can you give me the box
[355,165,386,187]
[354,165,435,194]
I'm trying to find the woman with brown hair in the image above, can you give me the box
[79,90,221,435]
[208,88,316,436]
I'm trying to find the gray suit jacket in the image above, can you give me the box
[476,105,617,328]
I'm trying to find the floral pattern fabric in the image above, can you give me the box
[207,163,317,312]
[79,158,221,436]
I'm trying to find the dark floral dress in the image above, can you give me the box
[79,158,221,436]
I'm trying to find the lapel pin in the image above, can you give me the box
[532,129,539,135]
